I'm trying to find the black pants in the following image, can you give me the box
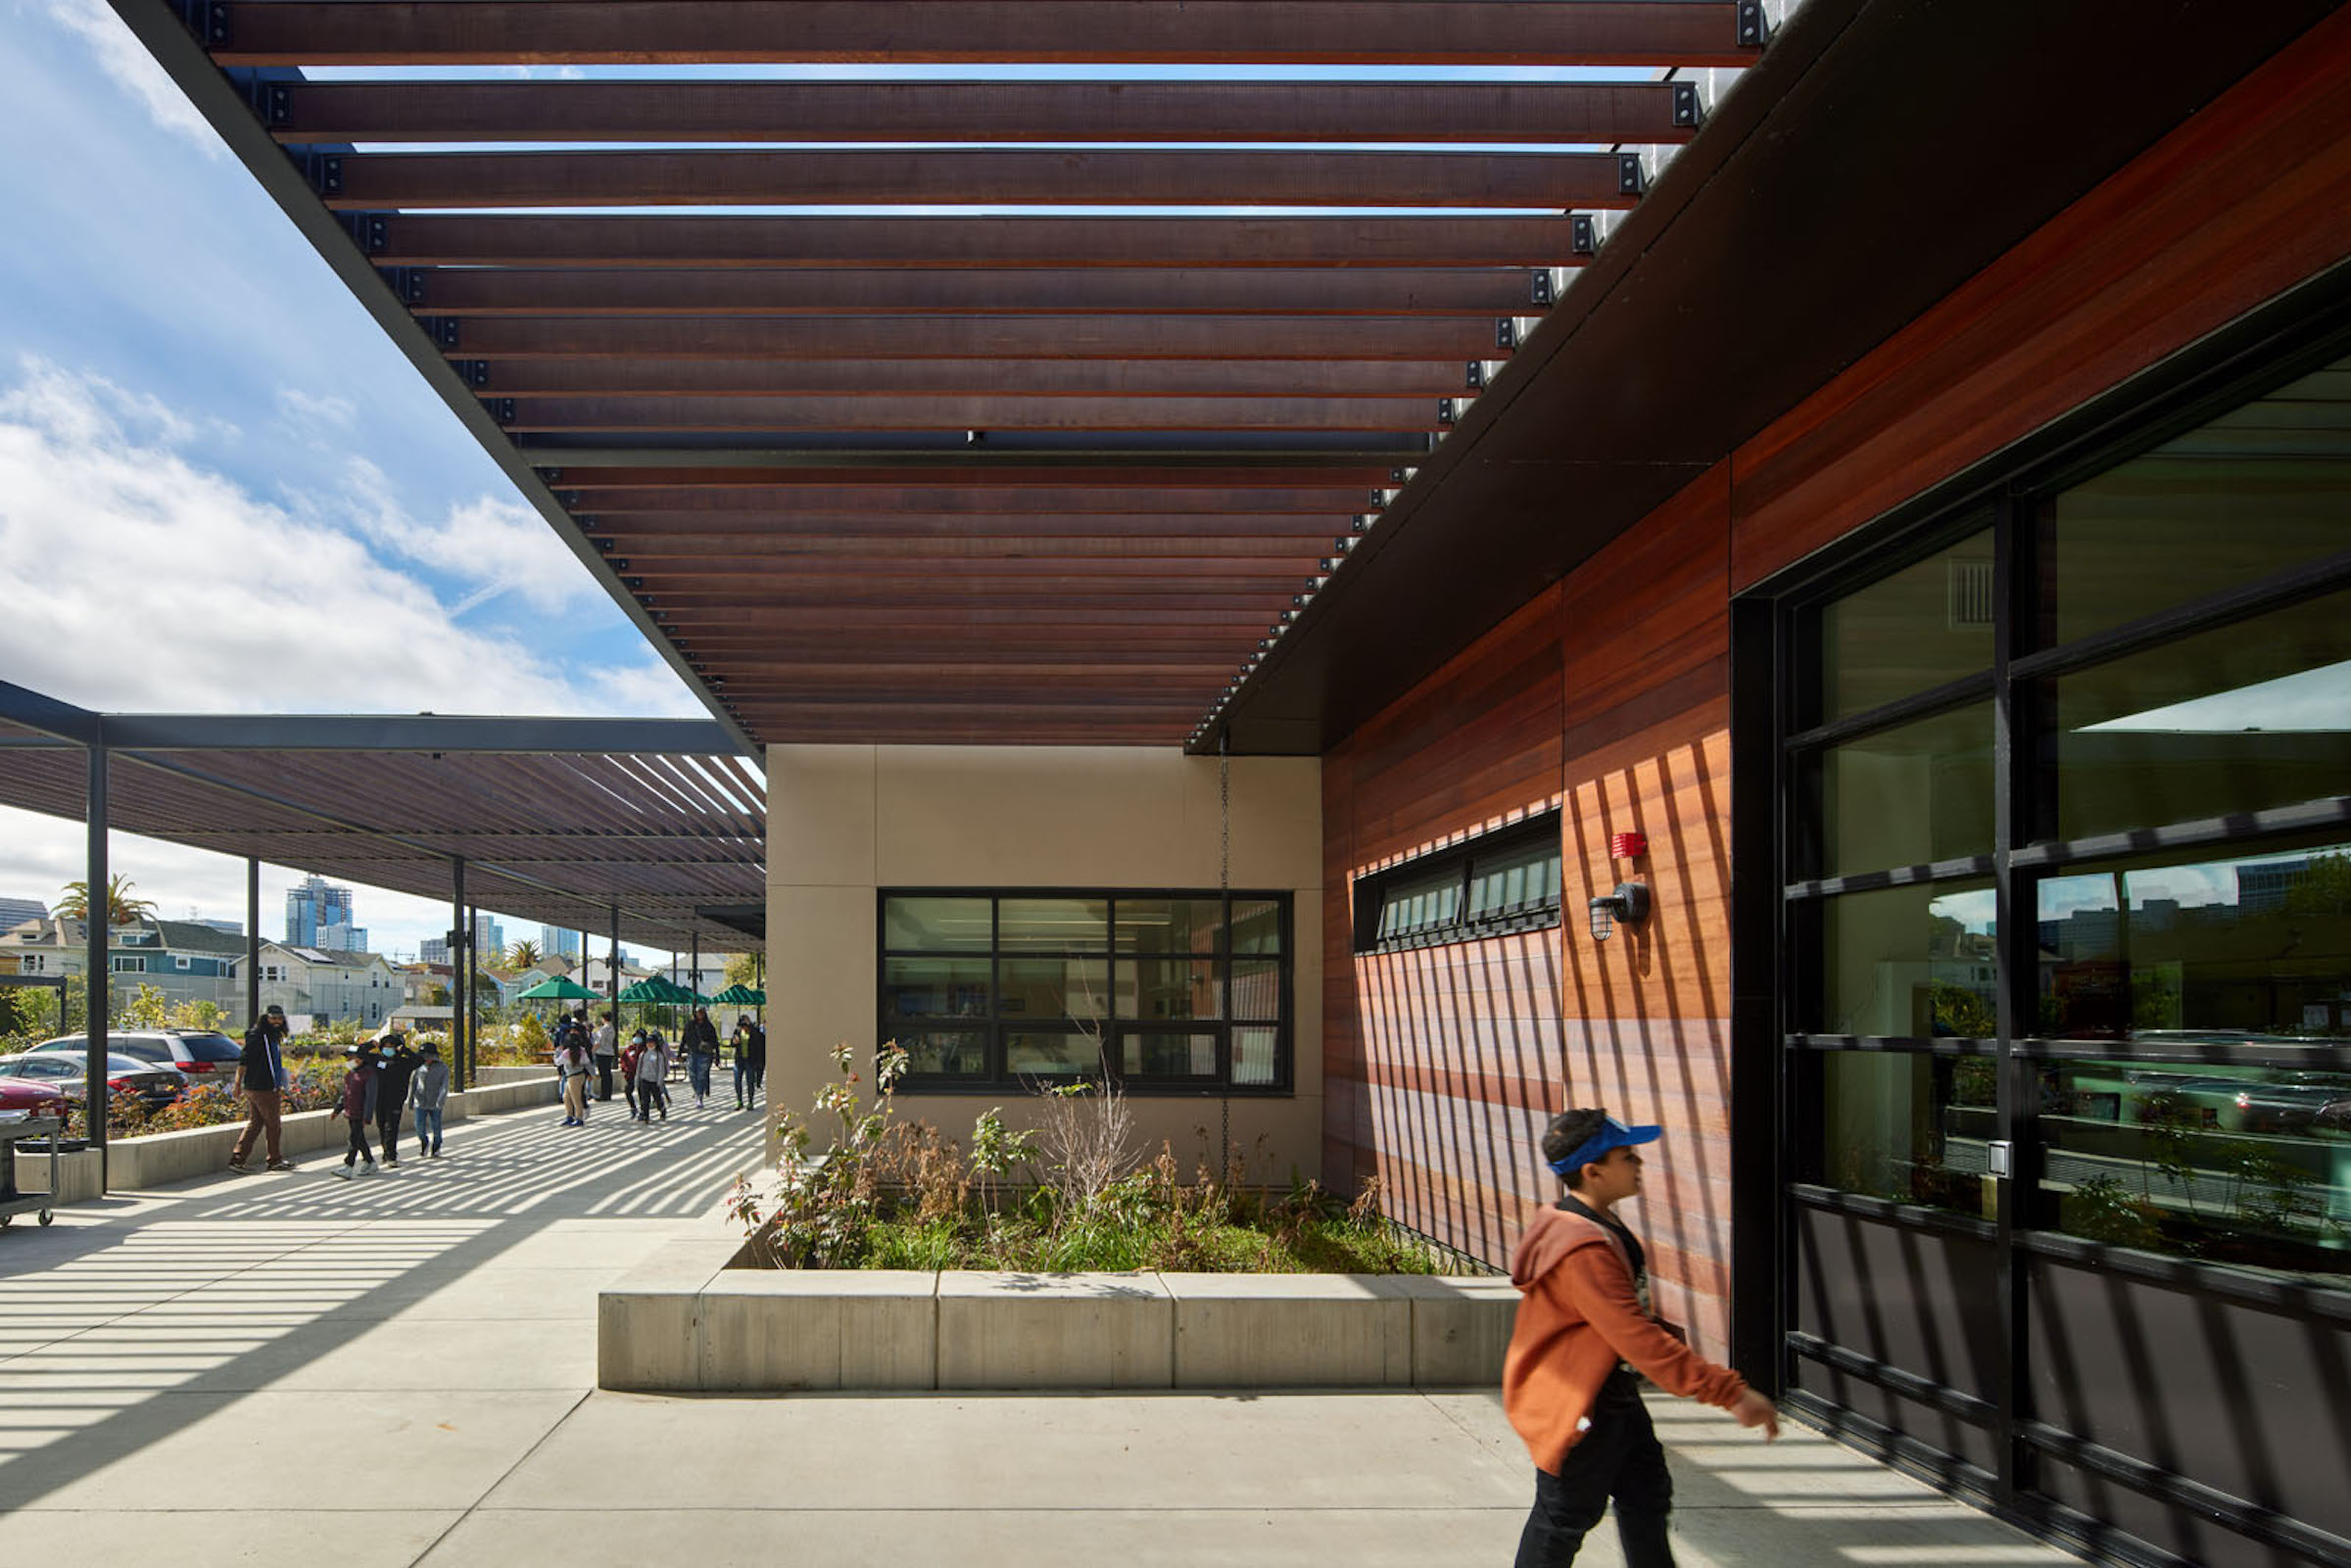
[376,1112,402,1160]
[597,1058,614,1100]
[1515,1397,1675,1568]
[343,1118,374,1166]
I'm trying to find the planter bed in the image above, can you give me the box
[599,1237,1518,1394]
[11,1075,563,1194]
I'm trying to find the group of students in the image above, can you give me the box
[548,1006,767,1127]
[324,1032,452,1178]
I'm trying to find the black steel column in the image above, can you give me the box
[608,905,619,1005]
[245,857,261,1029]
[85,739,110,1189]
[451,857,467,1088]
[463,904,478,1088]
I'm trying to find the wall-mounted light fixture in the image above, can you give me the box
[1587,881,1651,943]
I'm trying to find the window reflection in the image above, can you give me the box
[1812,701,1994,877]
[2038,843,2351,1040]
[1816,519,1996,723]
[2039,1059,2350,1282]
[1817,881,1998,1037]
[1809,1050,1998,1217]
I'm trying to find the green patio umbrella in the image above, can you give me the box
[618,975,703,1005]
[710,983,764,1006]
[516,974,600,1002]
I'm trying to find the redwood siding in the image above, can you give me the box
[1319,12,2351,1377]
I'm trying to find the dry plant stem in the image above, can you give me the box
[1034,1076,1138,1216]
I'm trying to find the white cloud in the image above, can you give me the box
[332,456,605,617]
[41,0,219,153]
[0,356,691,716]
[274,388,358,436]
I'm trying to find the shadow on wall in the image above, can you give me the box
[1559,727,1738,1354]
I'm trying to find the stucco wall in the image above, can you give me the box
[766,744,1322,1179]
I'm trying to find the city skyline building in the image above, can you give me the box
[283,874,361,951]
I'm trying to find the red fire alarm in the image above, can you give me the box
[1610,831,1649,861]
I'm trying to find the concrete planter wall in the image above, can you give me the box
[600,1238,1519,1394]
[473,1065,558,1087]
[9,1146,104,1203]
[13,1075,563,1194]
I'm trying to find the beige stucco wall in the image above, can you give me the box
[766,744,1323,1181]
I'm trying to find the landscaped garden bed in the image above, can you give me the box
[597,1045,1515,1395]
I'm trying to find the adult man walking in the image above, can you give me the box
[592,1010,618,1101]
[226,1004,295,1173]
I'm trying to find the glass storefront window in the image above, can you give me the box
[880,890,1289,1091]
[1815,518,1995,723]
[2044,586,2351,842]
[2042,356,2351,647]
[1807,1049,1999,1217]
[2037,842,2351,1042]
[997,897,1110,953]
[882,957,990,1020]
[1115,898,1223,956]
[1811,700,1995,878]
[2039,1058,2351,1284]
[884,897,990,952]
[1814,880,1998,1038]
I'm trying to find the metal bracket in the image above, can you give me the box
[1495,317,1518,352]
[456,359,489,388]
[1388,466,1408,485]
[1570,214,1598,257]
[177,0,231,48]
[1617,153,1646,198]
[257,80,292,126]
[608,557,630,572]
[1672,81,1702,128]
[1367,488,1385,507]
[488,398,517,425]
[381,266,428,307]
[595,537,615,554]
[1529,269,1555,308]
[1736,0,1769,47]
[1464,360,1484,390]
[419,316,461,349]
[306,153,343,198]
[343,212,389,255]
[1437,399,1457,426]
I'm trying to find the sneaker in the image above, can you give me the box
[226,1159,252,1174]
[334,1164,355,1180]
[359,1162,378,1177]
[383,1156,398,1167]
[431,1145,443,1156]
[266,1159,297,1171]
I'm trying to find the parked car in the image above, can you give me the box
[26,1029,244,1081]
[0,1077,72,1122]
[0,1051,189,1112]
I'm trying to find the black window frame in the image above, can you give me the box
[1734,284,2351,1568]
[1350,810,1563,954]
[878,887,1293,1095]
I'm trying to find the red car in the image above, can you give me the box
[0,1077,72,1122]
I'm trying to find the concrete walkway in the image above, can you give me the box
[0,1099,2077,1566]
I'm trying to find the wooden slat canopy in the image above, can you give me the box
[114,0,1765,746]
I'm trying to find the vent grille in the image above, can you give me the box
[1947,559,1995,629]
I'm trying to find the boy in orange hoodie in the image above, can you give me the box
[1504,1108,1779,1566]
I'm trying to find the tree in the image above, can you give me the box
[57,875,158,927]
[507,938,543,970]
[724,951,765,991]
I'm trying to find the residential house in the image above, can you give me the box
[251,941,402,1029]
[0,915,246,1016]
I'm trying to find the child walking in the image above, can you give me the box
[327,1043,381,1179]
[408,1040,449,1158]
[557,1033,595,1125]
[1506,1108,1778,1567]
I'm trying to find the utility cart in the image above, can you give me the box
[0,1115,64,1228]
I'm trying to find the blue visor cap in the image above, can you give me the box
[1549,1117,1663,1177]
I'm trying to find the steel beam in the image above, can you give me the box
[372,214,1580,269]
[85,742,110,1187]
[276,79,1694,146]
[327,149,1637,212]
[245,857,260,1030]
[0,680,103,746]
[210,2,1757,68]
[100,713,741,754]
[393,266,1556,319]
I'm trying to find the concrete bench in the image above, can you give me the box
[598,1240,1517,1394]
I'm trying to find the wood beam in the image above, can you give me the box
[567,486,1377,514]
[396,266,1555,318]
[373,215,1579,268]
[450,315,1496,360]
[279,79,1696,146]
[472,357,1469,398]
[328,149,1638,211]
[587,514,1353,539]
[599,534,1336,558]
[498,395,1446,433]
[211,3,1755,68]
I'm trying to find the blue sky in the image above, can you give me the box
[0,1,701,961]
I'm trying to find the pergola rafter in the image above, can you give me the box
[109,0,1767,746]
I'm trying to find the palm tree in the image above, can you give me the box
[56,875,158,927]
[507,938,543,970]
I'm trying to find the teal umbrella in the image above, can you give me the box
[617,975,702,1005]
[516,975,600,1002]
[710,983,764,1006]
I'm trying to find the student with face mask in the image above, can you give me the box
[328,1044,380,1179]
